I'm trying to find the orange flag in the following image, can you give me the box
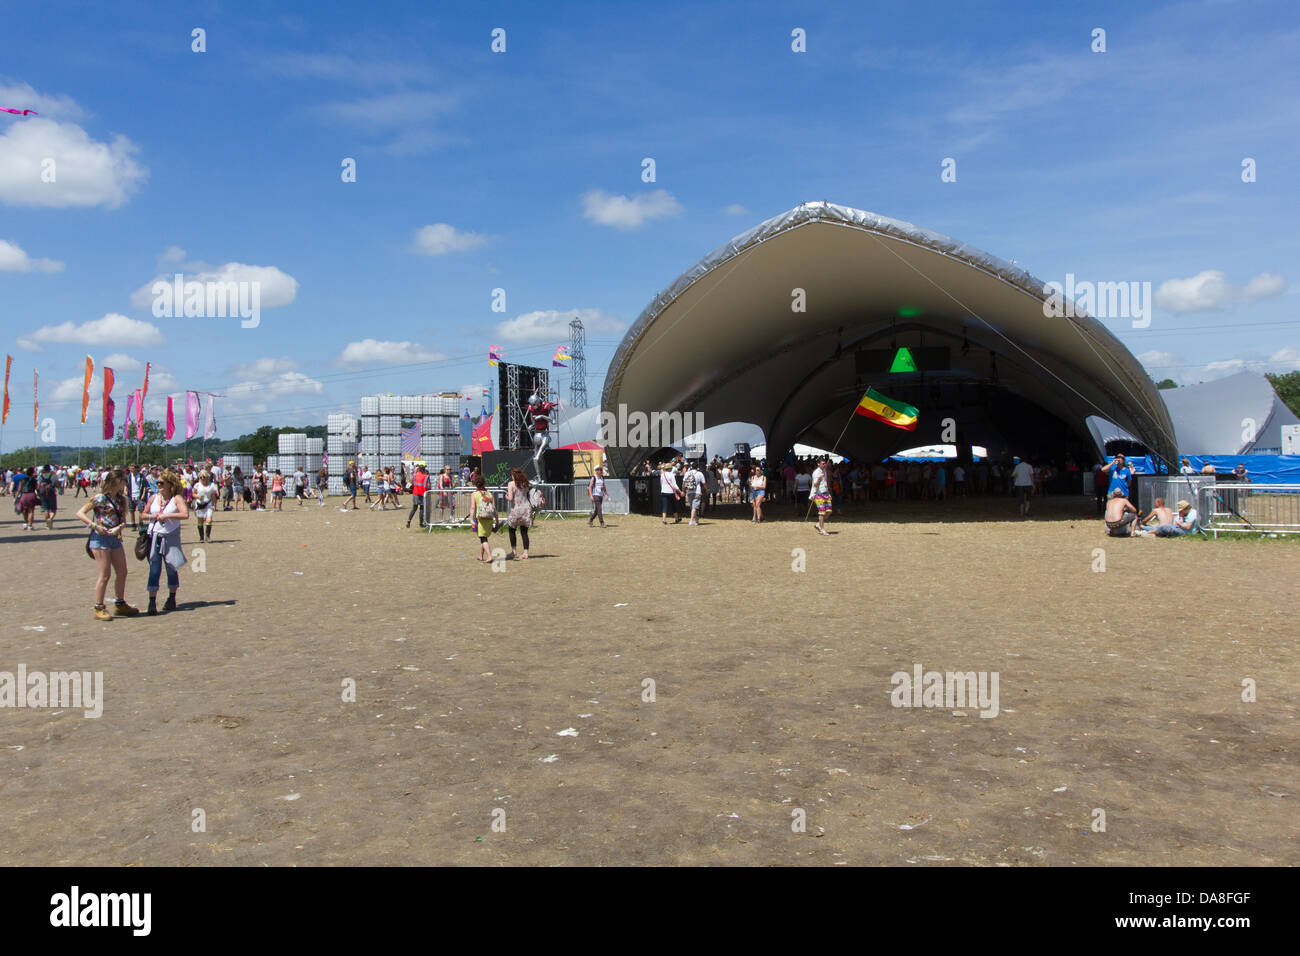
[81,355,94,424]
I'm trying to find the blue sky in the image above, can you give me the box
[2,0,1296,447]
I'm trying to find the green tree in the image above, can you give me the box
[108,419,176,466]
[1156,379,1178,390]
[1266,371,1300,418]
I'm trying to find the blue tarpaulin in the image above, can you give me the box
[1125,455,1300,485]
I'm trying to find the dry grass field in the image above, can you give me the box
[1,491,1295,865]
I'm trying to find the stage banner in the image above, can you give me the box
[102,367,115,440]
[80,355,93,424]
[185,391,199,440]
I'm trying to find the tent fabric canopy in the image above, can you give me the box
[1088,372,1299,456]
[601,202,1177,475]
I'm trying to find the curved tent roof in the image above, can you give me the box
[602,202,1176,474]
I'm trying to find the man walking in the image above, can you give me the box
[407,464,429,528]
[1013,456,1035,516]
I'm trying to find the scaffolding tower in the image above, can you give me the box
[569,318,588,409]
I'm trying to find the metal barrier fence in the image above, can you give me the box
[1135,474,1216,515]
[421,482,618,529]
[1197,482,1300,537]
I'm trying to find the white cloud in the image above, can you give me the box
[158,245,186,264]
[229,356,299,379]
[265,53,435,88]
[1140,347,1300,385]
[337,339,447,365]
[1153,270,1287,313]
[495,308,625,345]
[0,87,147,208]
[306,91,457,155]
[18,313,166,351]
[460,383,489,401]
[101,353,142,372]
[0,238,64,273]
[129,261,300,310]
[581,189,682,229]
[412,223,489,256]
[723,204,749,216]
[221,372,326,417]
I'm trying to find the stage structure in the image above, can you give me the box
[601,202,1178,476]
[568,318,588,409]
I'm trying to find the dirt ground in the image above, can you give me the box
[1,489,1295,866]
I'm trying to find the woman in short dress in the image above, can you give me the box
[144,469,189,615]
[75,468,140,620]
[470,475,496,563]
[506,467,534,557]
[191,470,216,541]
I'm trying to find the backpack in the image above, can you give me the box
[683,471,697,493]
[529,487,544,509]
[475,493,496,519]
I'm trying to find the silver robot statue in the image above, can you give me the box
[526,392,558,480]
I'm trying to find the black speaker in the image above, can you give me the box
[543,449,573,485]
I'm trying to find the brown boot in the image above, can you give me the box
[113,599,140,617]
[92,605,112,621]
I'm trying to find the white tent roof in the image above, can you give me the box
[601,202,1176,475]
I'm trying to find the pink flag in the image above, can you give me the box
[135,388,144,440]
[203,394,217,440]
[123,393,135,439]
[185,391,199,440]
[165,395,175,440]
[102,367,115,440]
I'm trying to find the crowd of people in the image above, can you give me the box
[7,442,1232,609]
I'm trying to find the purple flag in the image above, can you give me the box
[123,393,135,440]
[185,391,199,440]
[135,388,144,440]
[203,394,217,440]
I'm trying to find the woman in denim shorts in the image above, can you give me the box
[75,469,140,621]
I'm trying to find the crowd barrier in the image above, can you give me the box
[420,480,628,529]
[1197,483,1300,538]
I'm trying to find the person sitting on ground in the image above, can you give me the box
[1153,499,1199,537]
[1103,489,1139,537]
[1136,496,1174,535]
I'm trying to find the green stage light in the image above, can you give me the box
[897,307,922,318]
[889,347,919,373]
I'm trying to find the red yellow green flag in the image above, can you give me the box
[855,387,918,430]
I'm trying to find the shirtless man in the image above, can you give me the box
[1136,496,1174,536]
[1103,489,1139,537]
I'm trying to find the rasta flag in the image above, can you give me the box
[855,387,918,430]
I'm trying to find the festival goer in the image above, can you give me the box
[126,463,147,530]
[191,470,216,541]
[144,469,189,614]
[588,464,607,528]
[360,465,373,504]
[470,475,496,562]
[1137,496,1174,535]
[1099,453,1134,500]
[1012,456,1034,517]
[317,464,328,506]
[16,467,39,530]
[344,461,358,510]
[435,465,454,521]
[750,463,767,522]
[407,464,429,528]
[270,469,285,511]
[506,467,534,558]
[1179,458,1194,476]
[293,465,310,507]
[660,461,682,525]
[1103,489,1139,537]
[232,466,247,511]
[38,465,58,530]
[810,457,832,535]
[76,468,139,620]
[684,461,706,525]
